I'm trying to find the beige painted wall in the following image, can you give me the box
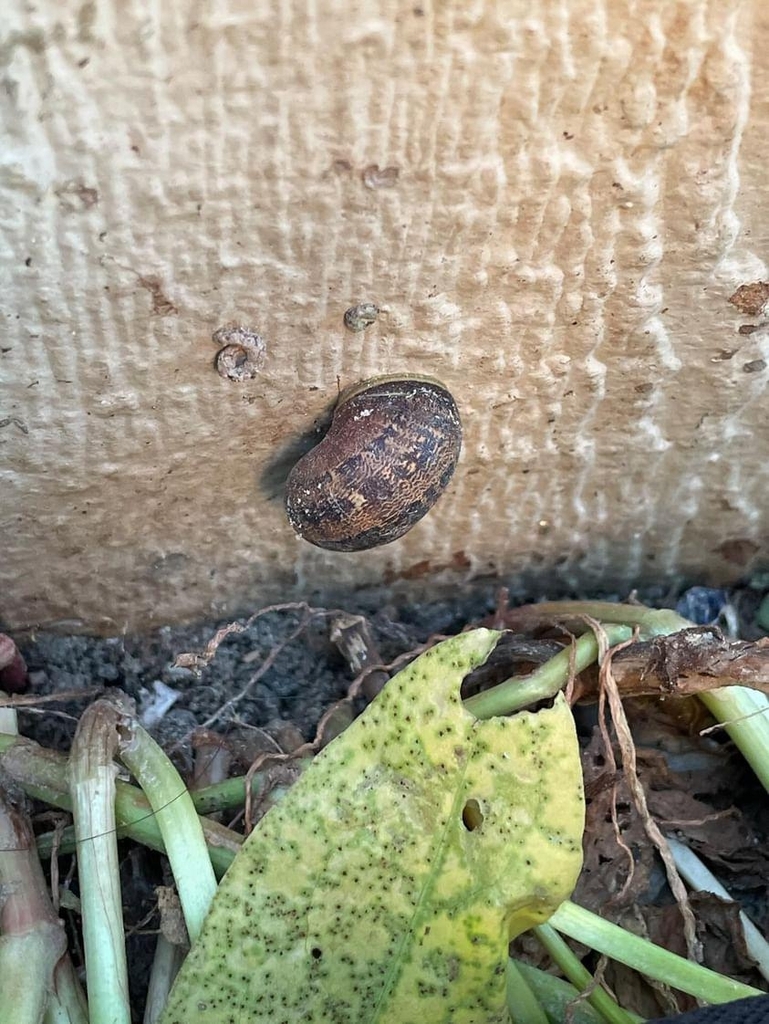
[2,0,768,632]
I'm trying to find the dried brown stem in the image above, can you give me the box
[597,628,702,965]
[591,629,769,699]
[330,613,389,701]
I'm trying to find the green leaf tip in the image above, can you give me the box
[160,628,584,1024]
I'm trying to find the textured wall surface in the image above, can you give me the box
[2,0,768,632]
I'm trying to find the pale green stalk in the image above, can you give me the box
[142,727,234,1021]
[698,686,769,795]
[0,703,88,1024]
[514,601,769,796]
[533,923,640,1024]
[0,732,241,876]
[190,766,308,816]
[0,928,65,1024]
[117,720,217,942]
[69,701,131,1024]
[143,936,186,1024]
[549,901,763,1004]
[505,957,550,1024]
[512,960,610,1024]
[43,957,90,1024]
[508,602,690,638]
[667,835,769,983]
[464,626,632,720]
[35,816,236,879]
[0,784,71,1024]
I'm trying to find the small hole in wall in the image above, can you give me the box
[462,798,484,832]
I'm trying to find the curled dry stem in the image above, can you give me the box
[594,623,702,967]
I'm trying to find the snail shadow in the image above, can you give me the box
[258,402,335,502]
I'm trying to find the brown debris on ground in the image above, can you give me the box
[574,681,769,1015]
[601,629,769,699]
[488,595,769,1016]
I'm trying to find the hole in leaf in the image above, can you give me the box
[311,947,323,959]
[462,798,484,831]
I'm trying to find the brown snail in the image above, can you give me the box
[285,375,462,551]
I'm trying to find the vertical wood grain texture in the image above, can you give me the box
[1,0,767,631]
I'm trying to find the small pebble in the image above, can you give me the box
[343,303,379,332]
[675,587,727,625]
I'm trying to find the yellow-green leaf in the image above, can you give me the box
[160,628,584,1024]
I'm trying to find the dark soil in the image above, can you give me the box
[15,591,498,755]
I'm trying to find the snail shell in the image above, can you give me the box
[285,375,462,551]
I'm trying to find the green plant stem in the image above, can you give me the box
[464,626,633,720]
[513,602,769,798]
[534,923,640,1024]
[117,719,217,942]
[0,714,88,1024]
[36,816,237,877]
[191,771,308,817]
[143,935,186,1024]
[512,960,613,1024]
[549,901,763,1004]
[505,957,550,1024]
[0,730,269,818]
[44,957,90,1024]
[0,732,82,807]
[69,702,131,1024]
[0,732,241,877]
[667,835,769,983]
[0,790,71,1024]
[513,601,691,637]
[0,929,64,1024]
[699,686,769,795]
